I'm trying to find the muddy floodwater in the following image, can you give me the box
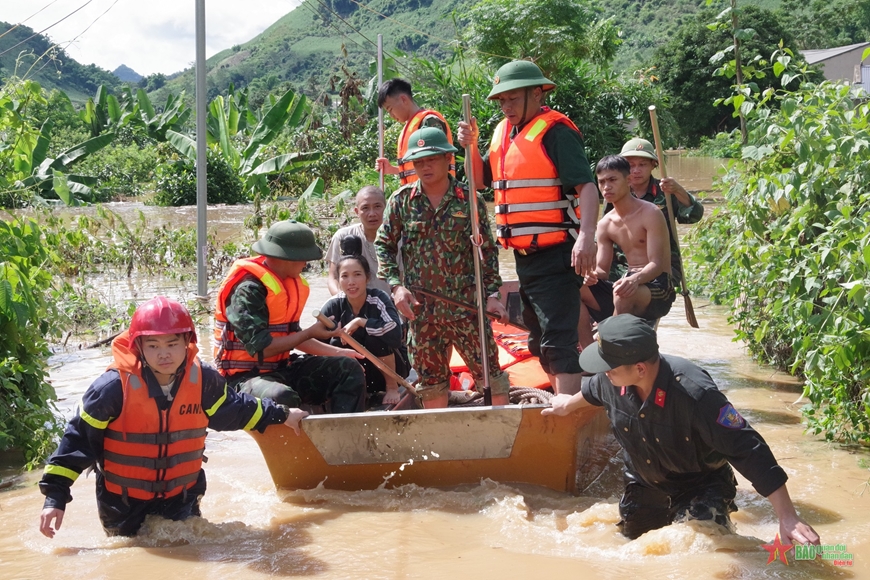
[2,156,868,579]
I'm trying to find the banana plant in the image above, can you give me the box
[168,86,320,198]
[15,119,114,205]
[78,85,191,141]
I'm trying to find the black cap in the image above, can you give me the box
[578,314,659,373]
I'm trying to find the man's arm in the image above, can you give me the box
[767,484,821,545]
[327,261,341,295]
[593,218,615,282]
[660,177,704,223]
[572,182,599,276]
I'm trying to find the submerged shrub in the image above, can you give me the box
[152,147,246,206]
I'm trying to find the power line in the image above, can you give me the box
[0,0,64,42]
[56,0,121,57]
[0,0,96,59]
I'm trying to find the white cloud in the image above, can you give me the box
[1,0,301,77]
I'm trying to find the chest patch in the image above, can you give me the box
[178,403,202,416]
[654,388,666,408]
[717,403,746,429]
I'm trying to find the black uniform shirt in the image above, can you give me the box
[581,355,788,497]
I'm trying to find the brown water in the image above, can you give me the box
[2,165,868,579]
[2,276,868,579]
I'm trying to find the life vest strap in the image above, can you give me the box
[491,178,562,190]
[494,197,579,215]
[104,448,205,471]
[497,223,580,238]
[105,427,207,445]
[103,470,200,494]
[214,320,300,333]
[398,168,416,179]
[216,359,286,371]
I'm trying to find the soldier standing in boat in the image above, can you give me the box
[376,127,511,408]
[457,60,599,395]
[375,78,456,187]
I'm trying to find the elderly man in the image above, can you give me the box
[376,127,510,408]
[458,60,599,395]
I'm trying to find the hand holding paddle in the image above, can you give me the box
[312,310,417,396]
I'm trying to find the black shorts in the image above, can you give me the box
[586,272,675,323]
[617,466,737,540]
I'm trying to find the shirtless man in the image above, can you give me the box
[582,155,675,322]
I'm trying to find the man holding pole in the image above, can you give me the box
[375,78,456,186]
[376,127,510,408]
[457,60,599,396]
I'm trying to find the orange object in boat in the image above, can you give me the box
[449,322,550,389]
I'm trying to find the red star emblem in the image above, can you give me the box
[761,534,794,565]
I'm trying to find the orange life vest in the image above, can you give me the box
[397,109,456,185]
[102,331,207,501]
[489,108,583,251]
[213,255,309,376]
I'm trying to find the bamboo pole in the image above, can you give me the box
[377,34,385,190]
[461,94,492,405]
[648,105,699,328]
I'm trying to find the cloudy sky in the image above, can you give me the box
[2,0,302,77]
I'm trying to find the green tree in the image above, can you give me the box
[466,0,621,76]
[777,0,870,50]
[652,5,809,146]
[0,218,65,467]
[689,50,870,443]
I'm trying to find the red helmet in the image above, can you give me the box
[129,296,197,344]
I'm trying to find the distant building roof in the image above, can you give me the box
[802,42,870,65]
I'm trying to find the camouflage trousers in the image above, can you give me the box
[229,354,366,413]
[408,312,509,401]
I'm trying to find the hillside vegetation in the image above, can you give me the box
[0,22,120,102]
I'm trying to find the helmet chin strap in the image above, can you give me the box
[517,87,541,128]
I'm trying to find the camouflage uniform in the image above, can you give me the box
[223,276,366,413]
[606,177,704,283]
[376,176,509,400]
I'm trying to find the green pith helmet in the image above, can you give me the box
[486,60,556,100]
[620,138,658,162]
[403,127,459,162]
[252,220,323,261]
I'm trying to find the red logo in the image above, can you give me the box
[654,388,666,407]
[762,534,794,565]
[417,139,426,146]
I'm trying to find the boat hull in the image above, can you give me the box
[249,404,612,494]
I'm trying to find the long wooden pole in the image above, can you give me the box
[411,285,529,332]
[461,94,492,405]
[377,34,385,190]
[648,105,699,328]
[312,310,417,395]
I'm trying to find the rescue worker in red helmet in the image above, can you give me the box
[38,296,307,538]
[457,60,599,397]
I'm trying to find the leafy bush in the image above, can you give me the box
[152,146,246,206]
[0,218,65,467]
[688,70,870,443]
[693,131,742,159]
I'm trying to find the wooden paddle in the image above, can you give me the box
[648,105,699,328]
[312,310,417,395]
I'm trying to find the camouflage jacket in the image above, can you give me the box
[376,176,502,322]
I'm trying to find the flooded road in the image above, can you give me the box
[1,274,867,579]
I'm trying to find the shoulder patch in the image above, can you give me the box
[716,403,746,429]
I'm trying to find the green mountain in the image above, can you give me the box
[0,22,121,102]
[150,0,782,102]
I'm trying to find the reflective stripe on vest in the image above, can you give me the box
[103,334,208,502]
[213,256,308,376]
[489,109,583,251]
[397,109,456,186]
